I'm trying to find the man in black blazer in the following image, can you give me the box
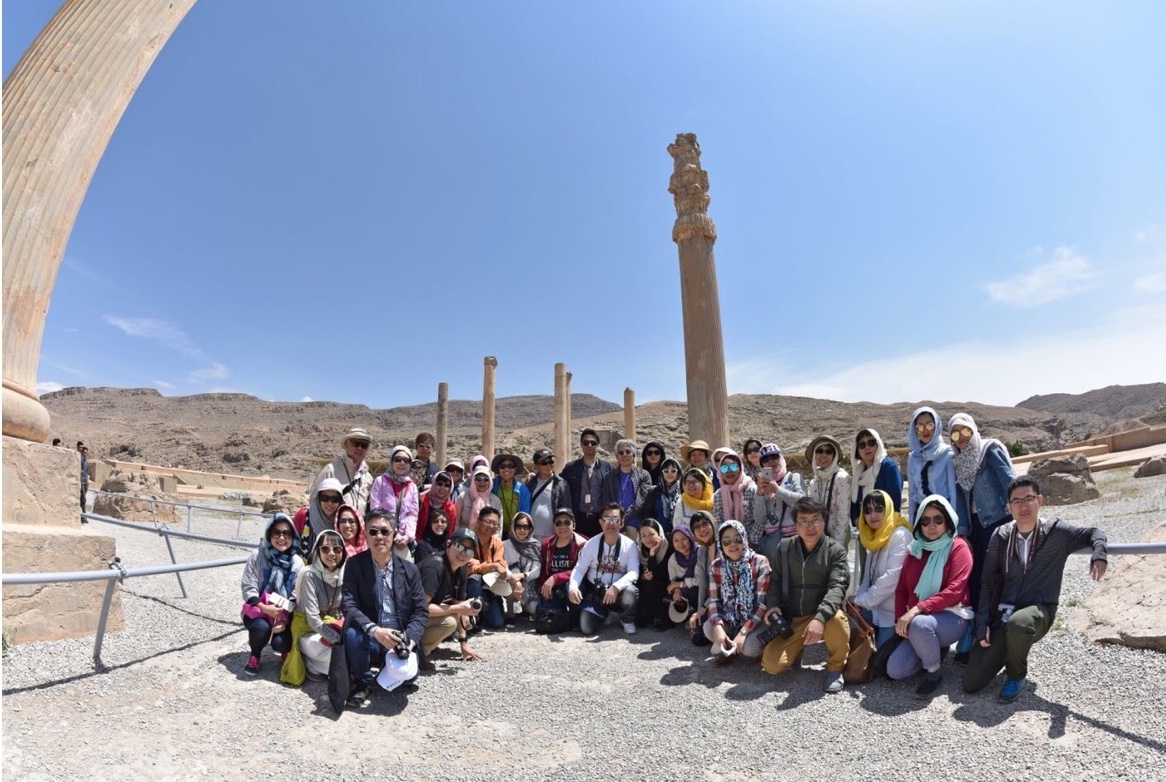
[342,508,429,706]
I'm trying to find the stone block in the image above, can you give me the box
[1070,522,1166,652]
[2,436,81,527]
[1,523,123,644]
[1028,453,1101,505]
[1134,455,1166,478]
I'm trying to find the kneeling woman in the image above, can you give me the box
[635,519,673,629]
[851,489,912,648]
[886,495,973,698]
[283,529,347,684]
[701,520,772,664]
[240,513,304,676]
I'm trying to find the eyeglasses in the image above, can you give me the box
[479,518,499,527]
[319,545,344,554]
[719,463,740,474]
[720,536,744,546]
[795,518,824,528]
[513,524,533,531]
[581,440,599,447]
[337,517,358,526]
[857,439,876,450]
[554,519,574,527]
[271,529,294,539]
[815,447,835,456]
[616,450,633,456]
[349,441,370,449]
[919,515,946,528]
[416,442,432,450]
[1008,495,1039,507]
[392,456,411,464]
[601,515,622,524]
[915,420,936,433]
[319,494,342,503]
[474,476,491,482]
[366,527,393,537]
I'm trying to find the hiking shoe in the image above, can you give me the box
[824,671,844,694]
[243,655,260,675]
[915,669,943,699]
[999,678,1025,703]
[622,621,637,635]
[347,684,371,707]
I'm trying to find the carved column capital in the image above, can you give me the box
[668,133,718,246]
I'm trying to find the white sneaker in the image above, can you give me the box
[622,621,637,635]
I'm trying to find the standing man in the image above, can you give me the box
[962,476,1107,703]
[526,448,572,542]
[79,445,90,515]
[761,497,852,694]
[413,432,440,488]
[341,509,430,707]
[600,438,654,539]
[561,428,613,538]
[313,427,375,513]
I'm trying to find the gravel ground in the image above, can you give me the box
[4,471,1165,781]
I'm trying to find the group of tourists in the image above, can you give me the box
[240,414,1107,709]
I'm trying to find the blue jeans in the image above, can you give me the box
[344,625,388,687]
[886,611,968,679]
[859,608,898,649]
[466,576,506,630]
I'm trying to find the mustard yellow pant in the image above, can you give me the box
[761,610,850,674]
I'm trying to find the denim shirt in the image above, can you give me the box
[955,443,1015,535]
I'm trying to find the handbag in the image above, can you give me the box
[327,634,350,713]
[843,599,877,685]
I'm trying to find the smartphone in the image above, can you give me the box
[761,467,774,482]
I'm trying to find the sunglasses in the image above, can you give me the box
[271,529,294,539]
[434,480,452,487]
[554,518,574,527]
[513,524,533,531]
[719,463,740,474]
[815,447,835,456]
[337,517,358,525]
[474,476,491,482]
[744,448,761,455]
[857,439,876,449]
[616,450,634,456]
[601,516,622,524]
[366,527,394,537]
[349,441,370,449]
[319,545,344,554]
[392,456,411,464]
[661,467,679,474]
[720,536,744,546]
[582,440,599,447]
[498,463,516,470]
[319,494,342,503]
[915,420,936,433]
[537,459,555,466]
[453,543,476,556]
[919,515,946,528]
[645,449,662,457]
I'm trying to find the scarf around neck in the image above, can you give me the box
[850,429,888,504]
[716,520,755,627]
[681,469,715,512]
[719,471,754,525]
[907,497,957,601]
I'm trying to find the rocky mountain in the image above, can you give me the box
[41,385,1127,483]
[1018,383,1166,422]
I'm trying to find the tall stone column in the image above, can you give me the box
[482,357,497,458]
[435,382,449,466]
[668,133,730,449]
[554,363,568,466]
[565,371,573,455]
[624,387,636,442]
[3,0,198,442]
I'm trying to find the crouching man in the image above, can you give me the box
[341,509,429,707]
[568,503,640,636]
[962,476,1107,703]
[761,497,852,693]
[419,528,484,666]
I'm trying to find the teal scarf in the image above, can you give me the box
[908,532,953,601]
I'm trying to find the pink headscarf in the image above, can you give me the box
[718,450,756,523]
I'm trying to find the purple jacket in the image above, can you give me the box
[368,476,420,543]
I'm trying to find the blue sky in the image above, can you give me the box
[5,1,1164,409]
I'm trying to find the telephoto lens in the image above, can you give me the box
[469,598,483,611]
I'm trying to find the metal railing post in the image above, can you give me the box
[160,526,188,599]
[187,504,192,533]
[92,558,126,670]
[236,509,244,541]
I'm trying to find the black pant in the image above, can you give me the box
[968,517,1008,612]
[576,512,601,539]
[242,614,293,657]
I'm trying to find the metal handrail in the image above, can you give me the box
[88,488,272,536]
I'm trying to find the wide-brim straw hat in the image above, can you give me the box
[680,440,711,461]
[490,453,526,475]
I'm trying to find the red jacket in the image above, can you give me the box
[895,536,972,618]
[416,491,456,547]
[538,533,586,589]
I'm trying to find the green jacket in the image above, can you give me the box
[766,535,850,624]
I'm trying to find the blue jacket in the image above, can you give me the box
[492,477,531,537]
[954,441,1015,535]
[907,406,957,523]
[849,457,903,522]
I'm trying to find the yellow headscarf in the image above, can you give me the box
[857,489,912,552]
[680,468,715,512]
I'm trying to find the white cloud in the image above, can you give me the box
[1134,272,1166,293]
[188,363,229,383]
[153,379,175,390]
[1135,225,1158,243]
[983,247,1095,307]
[729,303,1166,406]
[103,315,203,358]
[36,381,64,395]
[301,396,313,402]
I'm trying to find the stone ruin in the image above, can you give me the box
[92,469,181,523]
[1027,453,1102,505]
[262,489,305,515]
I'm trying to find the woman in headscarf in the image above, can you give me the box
[741,438,765,482]
[849,428,903,524]
[282,529,346,685]
[754,443,808,559]
[949,412,1016,657]
[712,449,760,531]
[643,457,682,536]
[293,477,344,557]
[504,511,542,619]
[413,509,452,561]
[907,406,956,523]
[666,526,700,627]
[456,465,503,530]
[701,520,772,666]
[851,489,913,648]
[806,435,852,547]
[686,511,717,646]
[635,518,673,629]
[886,495,972,699]
[240,513,304,676]
[417,471,457,552]
[640,441,668,485]
[333,503,366,558]
[369,444,420,560]
[673,467,715,531]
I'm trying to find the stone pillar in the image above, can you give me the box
[482,357,497,458]
[435,382,449,466]
[668,133,730,448]
[624,387,636,442]
[554,363,568,466]
[3,0,198,442]
[565,371,573,455]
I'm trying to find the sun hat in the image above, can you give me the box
[490,453,526,474]
[680,439,712,461]
[376,647,418,691]
[668,598,692,624]
[482,571,514,597]
[343,427,372,445]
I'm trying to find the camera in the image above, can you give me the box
[755,610,793,646]
[468,598,482,612]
